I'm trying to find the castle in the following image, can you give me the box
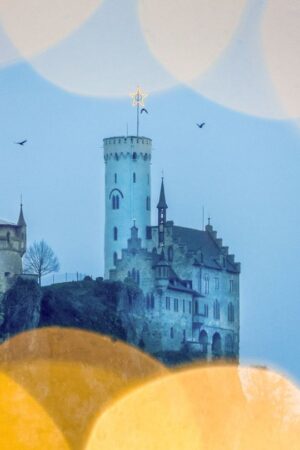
[104,135,240,359]
[0,205,26,295]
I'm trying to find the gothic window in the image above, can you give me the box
[113,252,117,266]
[174,298,179,312]
[170,327,174,339]
[113,227,118,241]
[212,332,222,358]
[133,172,136,183]
[213,300,220,320]
[166,297,170,310]
[229,279,234,292]
[204,276,210,294]
[146,196,150,211]
[228,303,234,322]
[167,246,173,262]
[114,173,117,183]
[112,196,115,209]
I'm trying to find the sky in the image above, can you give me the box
[0,0,299,383]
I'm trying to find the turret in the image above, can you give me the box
[104,136,152,278]
[157,178,168,247]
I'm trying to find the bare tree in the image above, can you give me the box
[24,240,60,285]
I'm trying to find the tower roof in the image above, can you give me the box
[17,203,26,227]
[157,178,168,209]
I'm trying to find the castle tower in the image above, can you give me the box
[103,136,152,278]
[0,204,27,294]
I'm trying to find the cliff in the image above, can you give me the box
[0,277,130,343]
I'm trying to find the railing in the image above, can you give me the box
[42,272,88,286]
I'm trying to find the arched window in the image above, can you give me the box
[228,302,234,322]
[114,173,117,183]
[213,300,220,320]
[212,332,222,358]
[132,152,137,160]
[199,330,208,355]
[133,172,136,183]
[116,195,119,209]
[146,196,150,211]
[113,227,118,241]
[113,252,118,266]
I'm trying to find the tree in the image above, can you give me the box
[24,240,60,285]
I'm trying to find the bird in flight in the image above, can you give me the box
[141,108,148,114]
[15,140,27,146]
[197,122,205,128]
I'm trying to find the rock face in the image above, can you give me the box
[0,278,130,343]
[0,277,42,341]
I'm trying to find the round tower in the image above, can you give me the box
[103,135,152,278]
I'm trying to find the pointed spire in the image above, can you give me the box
[157,178,168,209]
[17,202,26,227]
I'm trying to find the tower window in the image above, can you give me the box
[170,327,174,339]
[113,252,117,266]
[204,276,210,294]
[113,227,118,241]
[182,299,185,313]
[112,195,120,210]
[132,152,137,160]
[133,172,136,183]
[146,196,150,211]
[229,279,234,292]
[114,173,117,183]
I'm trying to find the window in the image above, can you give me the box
[168,246,173,262]
[146,196,150,211]
[146,294,150,309]
[182,299,185,313]
[133,172,136,183]
[147,174,150,185]
[132,152,137,160]
[189,301,192,314]
[170,327,174,339]
[151,293,155,309]
[213,300,220,320]
[113,227,118,241]
[204,276,210,294]
[174,298,179,312]
[215,277,219,290]
[194,300,199,314]
[229,280,234,293]
[166,297,171,310]
[228,302,234,322]
[114,173,117,183]
[112,195,120,210]
[113,252,117,266]
[182,329,186,342]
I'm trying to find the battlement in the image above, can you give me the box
[103,136,152,161]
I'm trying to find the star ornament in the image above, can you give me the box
[130,86,148,107]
